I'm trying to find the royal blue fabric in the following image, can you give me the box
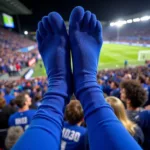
[9,110,36,130]
[61,121,88,150]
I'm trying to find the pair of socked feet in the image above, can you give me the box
[36,6,102,98]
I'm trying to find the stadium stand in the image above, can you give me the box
[0,27,38,76]
[103,21,150,44]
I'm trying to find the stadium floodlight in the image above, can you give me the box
[115,20,126,27]
[122,20,127,24]
[127,19,133,23]
[133,18,141,22]
[24,31,28,35]
[110,22,115,26]
[140,16,150,21]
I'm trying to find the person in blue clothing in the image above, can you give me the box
[13,6,142,150]
[61,100,88,150]
[137,75,149,107]
[136,110,150,150]
[137,75,149,92]
[146,76,150,87]
[9,92,36,130]
[110,81,120,98]
[4,88,15,105]
[145,76,150,106]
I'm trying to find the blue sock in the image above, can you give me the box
[69,6,141,150]
[36,12,72,102]
[69,6,103,97]
[12,12,73,150]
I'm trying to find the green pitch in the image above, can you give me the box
[33,44,150,77]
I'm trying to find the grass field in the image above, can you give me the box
[33,44,150,77]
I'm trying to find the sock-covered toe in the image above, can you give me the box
[96,20,102,33]
[69,6,84,29]
[90,14,97,32]
[69,7,103,93]
[82,11,91,30]
[38,21,47,38]
[48,12,66,34]
[42,16,52,33]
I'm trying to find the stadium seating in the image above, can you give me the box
[0,27,35,50]
[0,27,37,75]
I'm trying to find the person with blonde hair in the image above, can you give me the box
[5,126,24,150]
[106,96,144,146]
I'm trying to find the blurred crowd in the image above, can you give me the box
[0,77,48,149]
[0,66,150,149]
[97,66,150,104]
[0,27,38,76]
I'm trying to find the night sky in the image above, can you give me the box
[18,0,150,32]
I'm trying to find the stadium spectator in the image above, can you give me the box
[137,75,150,107]
[110,81,120,98]
[0,97,8,149]
[0,97,17,149]
[145,76,150,107]
[4,88,15,105]
[146,76,150,86]
[120,80,147,122]
[106,96,144,146]
[61,100,88,150]
[2,99,17,117]
[123,73,132,80]
[0,97,8,128]
[8,93,36,130]
[5,126,24,150]
[0,90,5,98]
[136,110,150,150]
[145,104,150,110]
[30,89,42,109]
[137,75,149,92]
[34,92,42,108]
